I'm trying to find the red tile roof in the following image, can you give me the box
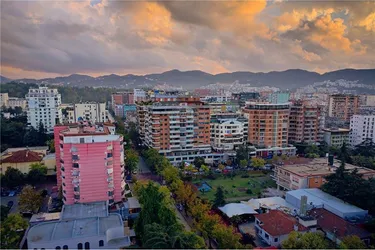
[307,208,370,240]
[255,210,308,236]
[1,150,43,163]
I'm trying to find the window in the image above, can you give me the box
[265,233,269,239]
[63,245,68,249]
[274,238,278,242]
[80,138,85,143]
[56,247,61,250]
[77,243,83,249]
[84,242,90,249]
[99,240,104,247]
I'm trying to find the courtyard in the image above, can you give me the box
[193,172,276,202]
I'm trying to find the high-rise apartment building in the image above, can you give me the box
[112,92,135,117]
[288,100,323,144]
[66,102,107,123]
[349,115,375,147]
[328,94,359,122]
[210,113,248,151]
[267,92,290,104]
[54,123,125,205]
[0,93,9,107]
[26,87,62,133]
[141,97,217,164]
[244,102,290,148]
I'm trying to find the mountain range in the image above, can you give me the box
[1,68,374,90]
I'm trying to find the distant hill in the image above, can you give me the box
[1,68,374,90]
[0,76,11,84]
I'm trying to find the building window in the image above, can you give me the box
[63,245,68,249]
[80,138,85,143]
[77,243,83,249]
[84,242,90,249]
[274,238,278,242]
[56,247,61,250]
[99,240,104,247]
[265,233,269,239]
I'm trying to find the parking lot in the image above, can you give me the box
[1,195,19,214]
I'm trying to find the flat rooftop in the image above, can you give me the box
[287,188,366,215]
[280,158,375,177]
[27,214,122,243]
[323,128,351,132]
[61,201,108,220]
[30,212,61,224]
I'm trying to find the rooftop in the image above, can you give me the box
[1,146,48,156]
[286,189,367,215]
[125,197,140,209]
[255,210,308,236]
[27,214,123,243]
[279,158,375,177]
[1,149,43,164]
[323,128,351,133]
[308,208,371,240]
[30,213,61,224]
[61,201,108,220]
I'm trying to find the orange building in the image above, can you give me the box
[244,102,290,148]
[328,94,359,122]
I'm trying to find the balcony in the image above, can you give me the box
[72,179,80,185]
[72,155,80,161]
[74,194,80,200]
[72,163,79,169]
[72,170,80,177]
[107,168,113,174]
[108,183,114,188]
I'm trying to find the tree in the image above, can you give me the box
[305,144,320,155]
[213,186,225,208]
[161,165,180,185]
[236,144,250,164]
[1,205,9,222]
[200,164,210,174]
[213,224,243,249]
[46,139,55,153]
[282,231,329,249]
[23,127,40,146]
[339,235,367,249]
[2,167,25,188]
[218,164,225,171]
[251,157,266,169]
[125,149,139,174]
[240,159,248,169]
[194,157,205,169]
[195,213,220,248]
[27,163,48,186]
[37,121,47,145]
[0,214,28,249]
[19,185,43,214]
[175,183,198,215]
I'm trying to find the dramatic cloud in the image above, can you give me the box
[0,0,374,79]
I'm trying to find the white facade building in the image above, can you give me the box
[8,97,27,109]
[349,115,375,147]
[67,102,107,123]
[0,93,9,107]
[133,89,147,102]
[26,87,62,133]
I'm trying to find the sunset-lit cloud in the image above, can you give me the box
[0,0,374,79]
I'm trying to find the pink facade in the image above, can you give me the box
[54,124,125,205]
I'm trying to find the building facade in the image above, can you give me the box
[288,100,322,144]
[267,92,290,104]
[141,97,221,164]
[210,113,248,151]
[328,94,359,122]
[8,97,27,109]
[112,92,135,117]
[66,102,107,123]
[323,128,350,147]
[349,115,375,147]
[0,93,9,107]
[26,87,62,133]
[54,123,125,205]
[244,102,290,148]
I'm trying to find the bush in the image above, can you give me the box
[125,192,133,198]
[131,175,137,183]
[241,174,250,178]
[182,175,193,182]
[246,189,253,194]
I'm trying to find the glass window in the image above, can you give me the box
[63,245,68,249]
[84,242,90,249]
[99,240,104,247]
[77,243,83,249]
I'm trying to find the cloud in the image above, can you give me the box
[0,0,374,79]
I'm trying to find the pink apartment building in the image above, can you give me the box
[54,123,125,205]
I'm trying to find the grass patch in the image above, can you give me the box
[193,173,276,201]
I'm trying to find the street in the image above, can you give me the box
[137,156,151,174]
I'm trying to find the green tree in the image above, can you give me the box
[236,144,250,164]
[200,164,210,174]
[161,165,180,185]
[1,205,10,222]
[213,224,243,249]
[23,127,40,146]
[37,122,47,145]
[213,186,225,208]
[251,157,266,169]
[194,157,205,169]
[125,149,139,173]
[0,214,28,249]
[354,138,375,157]
[2,167,25,188]
[27,163,48,186]
[19,185,43,214]
[47,139,55,153]
[305,144,320,155]
[339,235,367,249]
[282,231,329,249]
[240,159,248,169]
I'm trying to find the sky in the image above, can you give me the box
[1,0,374,79]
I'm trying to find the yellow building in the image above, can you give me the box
[0,149,44,174]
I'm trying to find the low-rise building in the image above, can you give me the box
[27,201,134,249]
[275,158,375,191]
[0,93,9,107]
[323,128,350,147]
[68,102,107,123]
[8,97,27,109]
[255,210,308,247]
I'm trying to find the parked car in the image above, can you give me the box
[8,191,16,197]
[7,201,14,208]
[214,169,222,173]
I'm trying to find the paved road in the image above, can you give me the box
[1,196,19,214]
[137,157,151,174]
